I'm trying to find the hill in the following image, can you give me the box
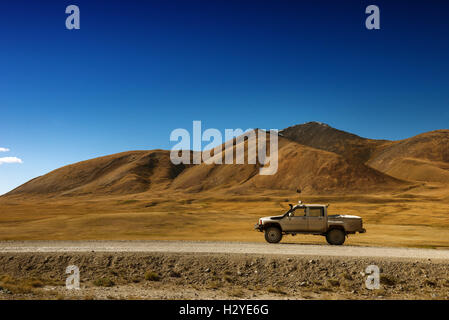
[281,123,449,184]
[280,121,386,163]
[171,130,404,194]
[5,150,189,197]
[4,130,406,198]
[367,130,449,183]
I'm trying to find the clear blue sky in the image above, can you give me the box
[1,0,448,194]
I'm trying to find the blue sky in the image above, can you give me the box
[0,0,448,194]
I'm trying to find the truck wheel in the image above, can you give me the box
[326,229,346,245]
[264,227,282,243]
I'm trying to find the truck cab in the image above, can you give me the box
[281,204,328,233]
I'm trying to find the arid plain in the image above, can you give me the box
[1,122,449,248]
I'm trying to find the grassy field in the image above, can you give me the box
[1,185,449,248]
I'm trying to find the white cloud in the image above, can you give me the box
[0,157,23,165]
[0,148,23,165]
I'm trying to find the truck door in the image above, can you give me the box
[307,207,326,232]
[281,207,308,232]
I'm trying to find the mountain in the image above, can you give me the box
[6,150,189,196]
[280,121,386,163]
[4,129,407,198]
[367,130,449,183]
[170,130,404,194]
[280,122,449,184]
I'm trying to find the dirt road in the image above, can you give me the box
[0,240,448,260]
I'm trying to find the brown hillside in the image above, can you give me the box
[243,141,405,194]
[280,122,386,163]
[171,130,406,194]
[367,130,449,183]
[6,150,189,197]
[4,130,407,198]
[169,130,266,192]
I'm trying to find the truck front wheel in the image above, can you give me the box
[326,229,346,245]
[264,227,282,243]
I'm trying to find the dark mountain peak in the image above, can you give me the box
[282,121,362,139]
[303,121,330,127]
[280,122,385,163]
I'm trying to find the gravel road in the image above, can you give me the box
[0,240,448,260]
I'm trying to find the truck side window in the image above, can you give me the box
[308,207,323,217]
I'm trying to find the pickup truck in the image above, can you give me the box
[254,202,366,245]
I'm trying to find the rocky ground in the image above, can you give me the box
[0,252,448,300]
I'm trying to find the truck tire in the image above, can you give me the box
[264,227,282,243]
[326,229,346,245]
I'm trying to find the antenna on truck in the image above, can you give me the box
[296,188,302,204]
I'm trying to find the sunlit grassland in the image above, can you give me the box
[0,188,448,248]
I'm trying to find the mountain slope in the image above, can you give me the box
[280,122,386,163]
[6,150,189,196]
[172,130,405,194]
[367,130,449,183]
[281,122,449,184]
[4,130,407,198]
[242,140,404,193]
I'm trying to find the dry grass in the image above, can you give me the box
[267,286,287,295]
[0,275,46,294]
[326,279,341,287]
[380,274,397,286]
[93,277,115,287]
[144,271,161,282]
[228,288,245,297]
[1,186,449,248]
[206,280,222,290]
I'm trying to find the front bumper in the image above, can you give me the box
[254,223,263,232]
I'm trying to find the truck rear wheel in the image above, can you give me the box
[264,227,282,243]
[326,229,346,245]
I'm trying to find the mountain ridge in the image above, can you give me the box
[5,123,448,198]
